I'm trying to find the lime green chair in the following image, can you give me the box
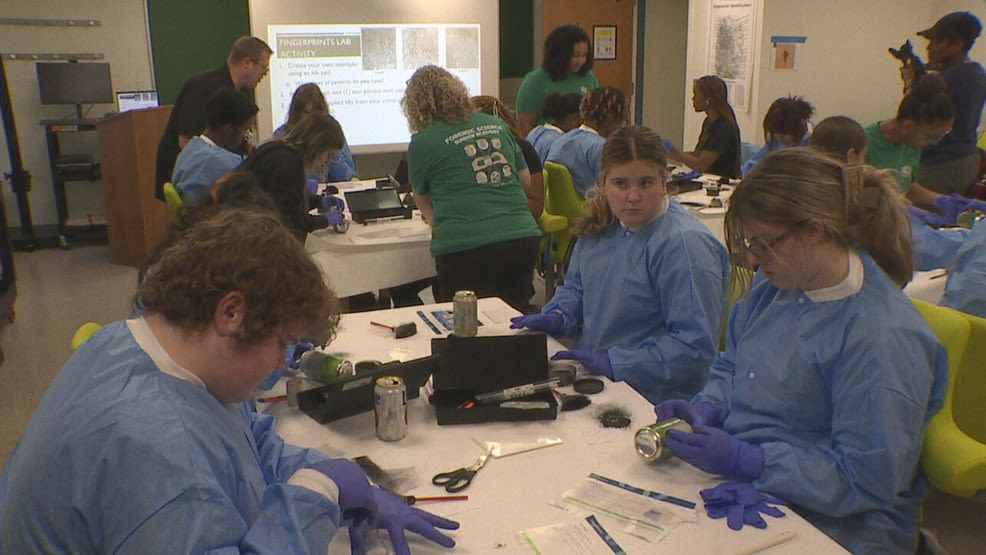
[912,299,986,498]
[537,169,568,301]
[162,182,187,224]
[543,161,585,281]
[71,322,103,353]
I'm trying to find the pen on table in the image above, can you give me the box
[256,394,287,403]
[474,378,560,404]
[734,530,798,555]
[402,494,468,505]
[929,271,949,280]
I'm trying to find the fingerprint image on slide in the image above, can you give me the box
[402,27,439,69]
[361,27,397,70]
[445,27,479,69]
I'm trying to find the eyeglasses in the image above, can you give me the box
[742,224,800,263]
[251,58,270,73]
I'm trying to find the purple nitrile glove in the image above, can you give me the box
[306,177,320,196]
[663,138,675,154]
[306,459,376,521]
[700,481,786,531]
[908,205,951,228]
[654,399,720,428]
[509,310,565,335]
[324,210,346,227]
[664,424,764,481]
[551,349,613,379]
[321,194,345,213]
[934,194,986,226]
[285,341,313,370]
[348,487,459,555]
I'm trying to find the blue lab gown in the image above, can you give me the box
[526,124,564,165]
[0,320,341,553]
[692,252,947,553]
[274,122,357,182]
[172,135,244,205]
[941,218,986,317]
[542,200,730,402]
[910,213,969,271]
[545,126,605,197]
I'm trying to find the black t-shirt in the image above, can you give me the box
[238,140,328,239]
[155,65,240,200]
[696,115,741,179]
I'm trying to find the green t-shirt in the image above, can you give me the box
[409,112,540,256]
[865,122,920,194]
[515,67,599,123]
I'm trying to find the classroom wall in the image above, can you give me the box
[682,0,986,151]
[640,0,689,146]
[0,1,154,230]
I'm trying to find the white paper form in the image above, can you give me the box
[559,474,698,542]
[521,515,627,555]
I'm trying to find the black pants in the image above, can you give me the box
[434,236,540,312]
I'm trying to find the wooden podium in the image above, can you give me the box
[95,106,173,267]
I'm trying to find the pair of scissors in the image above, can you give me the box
[432,446,492,492]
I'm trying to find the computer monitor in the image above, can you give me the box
[36,62,113,105]
[115,90,159,113]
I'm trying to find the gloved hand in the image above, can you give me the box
[663,138,675,154]
[348,487,459,555]
[322,194,345,213]
[323,210,346,227]
[551,349,613,379]
[935,194,986,226]
[509,311,566,335]
[700,481,786,531]
[664,424,764,481]
[654,399,720,428]
[285,341,313,370]
[908,205,951,228]
[306,459,376,521]
[306,177,320,196]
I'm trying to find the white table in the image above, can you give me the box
[267,298,845,554]
[672,175,734,244]
[305,179,435,298]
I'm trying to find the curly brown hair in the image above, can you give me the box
[402,65,473,132]
[580,86,628,131]
[135,208,340,345]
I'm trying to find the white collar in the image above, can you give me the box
[578,124,600,135]
[198,134,219,148]
[543,123,563,133]
[127,317,207,389]
[804,250,864,302]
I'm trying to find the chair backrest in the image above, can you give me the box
[954,310,986,442]
[543,161,585,266]
[910,299,971,431]
[162,182,186,223]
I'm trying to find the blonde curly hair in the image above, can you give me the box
[402,65,473,132]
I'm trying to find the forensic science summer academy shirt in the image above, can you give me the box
[408,112,540,256]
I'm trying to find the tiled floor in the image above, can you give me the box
[1,244,982,552]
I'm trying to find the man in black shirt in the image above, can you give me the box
[155,36,272,200]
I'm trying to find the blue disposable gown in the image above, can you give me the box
[545,126,605,197]
[910,212,969,271]
[0,320,341,553]
[172,135,244,205]
[526,124,564,165]
[692,252,948,553]
[542,200,730,402]
[941,218,986,317]
[274,122,357,182]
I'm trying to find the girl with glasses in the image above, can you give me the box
[655,147,947,553]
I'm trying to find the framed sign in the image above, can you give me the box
[593,25,616,60]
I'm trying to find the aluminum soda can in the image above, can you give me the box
[374,376,407,441]
[452,290,478,337]
[634,418,693,462]
[299,351,354,384]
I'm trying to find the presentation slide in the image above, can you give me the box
[267,24,482,152]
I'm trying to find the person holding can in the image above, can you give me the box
[654,148,947,552]
[0,208,458,554]
[403,66,541,311]
[510,125,731,404]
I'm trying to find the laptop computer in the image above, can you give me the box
[344,187,413,223]
[115,90,159,113]
[297,355,437,424]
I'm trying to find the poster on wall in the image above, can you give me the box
[770,36,806,71]
[706,0,758,112]
[593,26,616,60]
